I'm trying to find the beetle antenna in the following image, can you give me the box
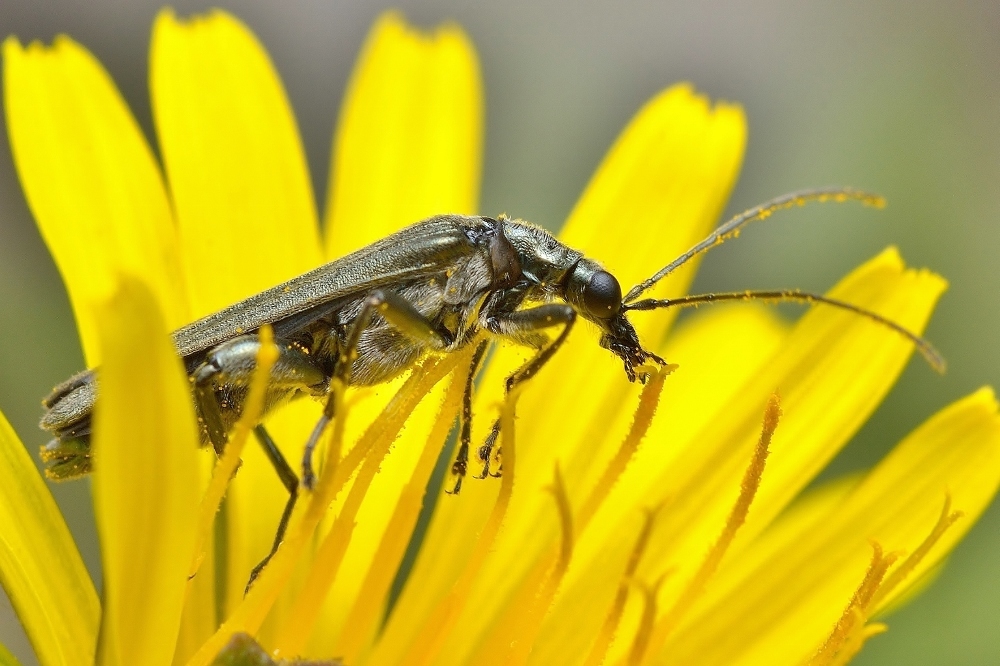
[624,289,945,373]
[622,187,886,304]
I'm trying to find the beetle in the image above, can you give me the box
[38,186,942,584]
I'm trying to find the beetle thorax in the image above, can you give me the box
[500,218,582,289]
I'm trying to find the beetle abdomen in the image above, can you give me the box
[40,371,97,480]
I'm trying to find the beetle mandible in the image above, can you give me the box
[38,186,943,585]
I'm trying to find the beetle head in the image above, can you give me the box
[565,258,665,382]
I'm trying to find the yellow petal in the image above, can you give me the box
[3,36,184,366]
[172,451,218,665]
[150,8,322,319]
[0,641,19,666]
[324,11,483,259]
[644,248,945,576]
[527,304,788,665]
[302,378,456,658]
[0,410,99,666]
[659,388,1000,665]
[91,276,200,666]
[562,83,746,300]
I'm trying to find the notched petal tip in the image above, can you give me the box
[2,34,22,57]
[965,385,999,417]
[326,8,483,257]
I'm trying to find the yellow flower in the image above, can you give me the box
[2,8,999,666]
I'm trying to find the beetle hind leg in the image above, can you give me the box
[245,424,299,592]
[189,334,325,592]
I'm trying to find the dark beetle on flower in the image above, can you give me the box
[37,187,942,585]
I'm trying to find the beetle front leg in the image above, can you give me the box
[470,303,577,483]
[301,289,453,488]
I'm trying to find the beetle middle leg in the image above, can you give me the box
[300,289,453,488]
[461,303,577,489]
[446,340,490,495]
[191,335,326,589]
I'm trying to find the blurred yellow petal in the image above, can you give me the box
[0,642,18,666]
[172,458,217,666]
[150,8,322,318]
[325,11,483,258]
[0,411,98,666]
[91,276,200,666]
[659,388,1000,665]
[3,36,184,366]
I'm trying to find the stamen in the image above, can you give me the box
[642,393,781,661]
[810,493,963,666]
[275,351,474,656]
[870,493,963,610]
[550,464,575,574]
[583,507,661,666]
[188,325,279,578]
[188,356,456,666]
[492,465,576,666]
[400,384,523,666]
[809,543,900,666]
[579,366,674,529]
[828,610,888,666]
[626,576,666,666]
[331,361,470,663]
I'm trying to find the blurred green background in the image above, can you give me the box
[1,1,998,664]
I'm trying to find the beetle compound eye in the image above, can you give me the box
[583,270,622,319]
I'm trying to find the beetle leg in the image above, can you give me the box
[470,304,577,483]
[476,421,502,480]
[191,335,327,455]
[301,289,452,488]
[445,340,490,495]
[365,289,454,349]
[244,425,299,591]
[190,335,325,592]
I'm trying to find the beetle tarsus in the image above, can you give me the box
[474,420,501,480]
